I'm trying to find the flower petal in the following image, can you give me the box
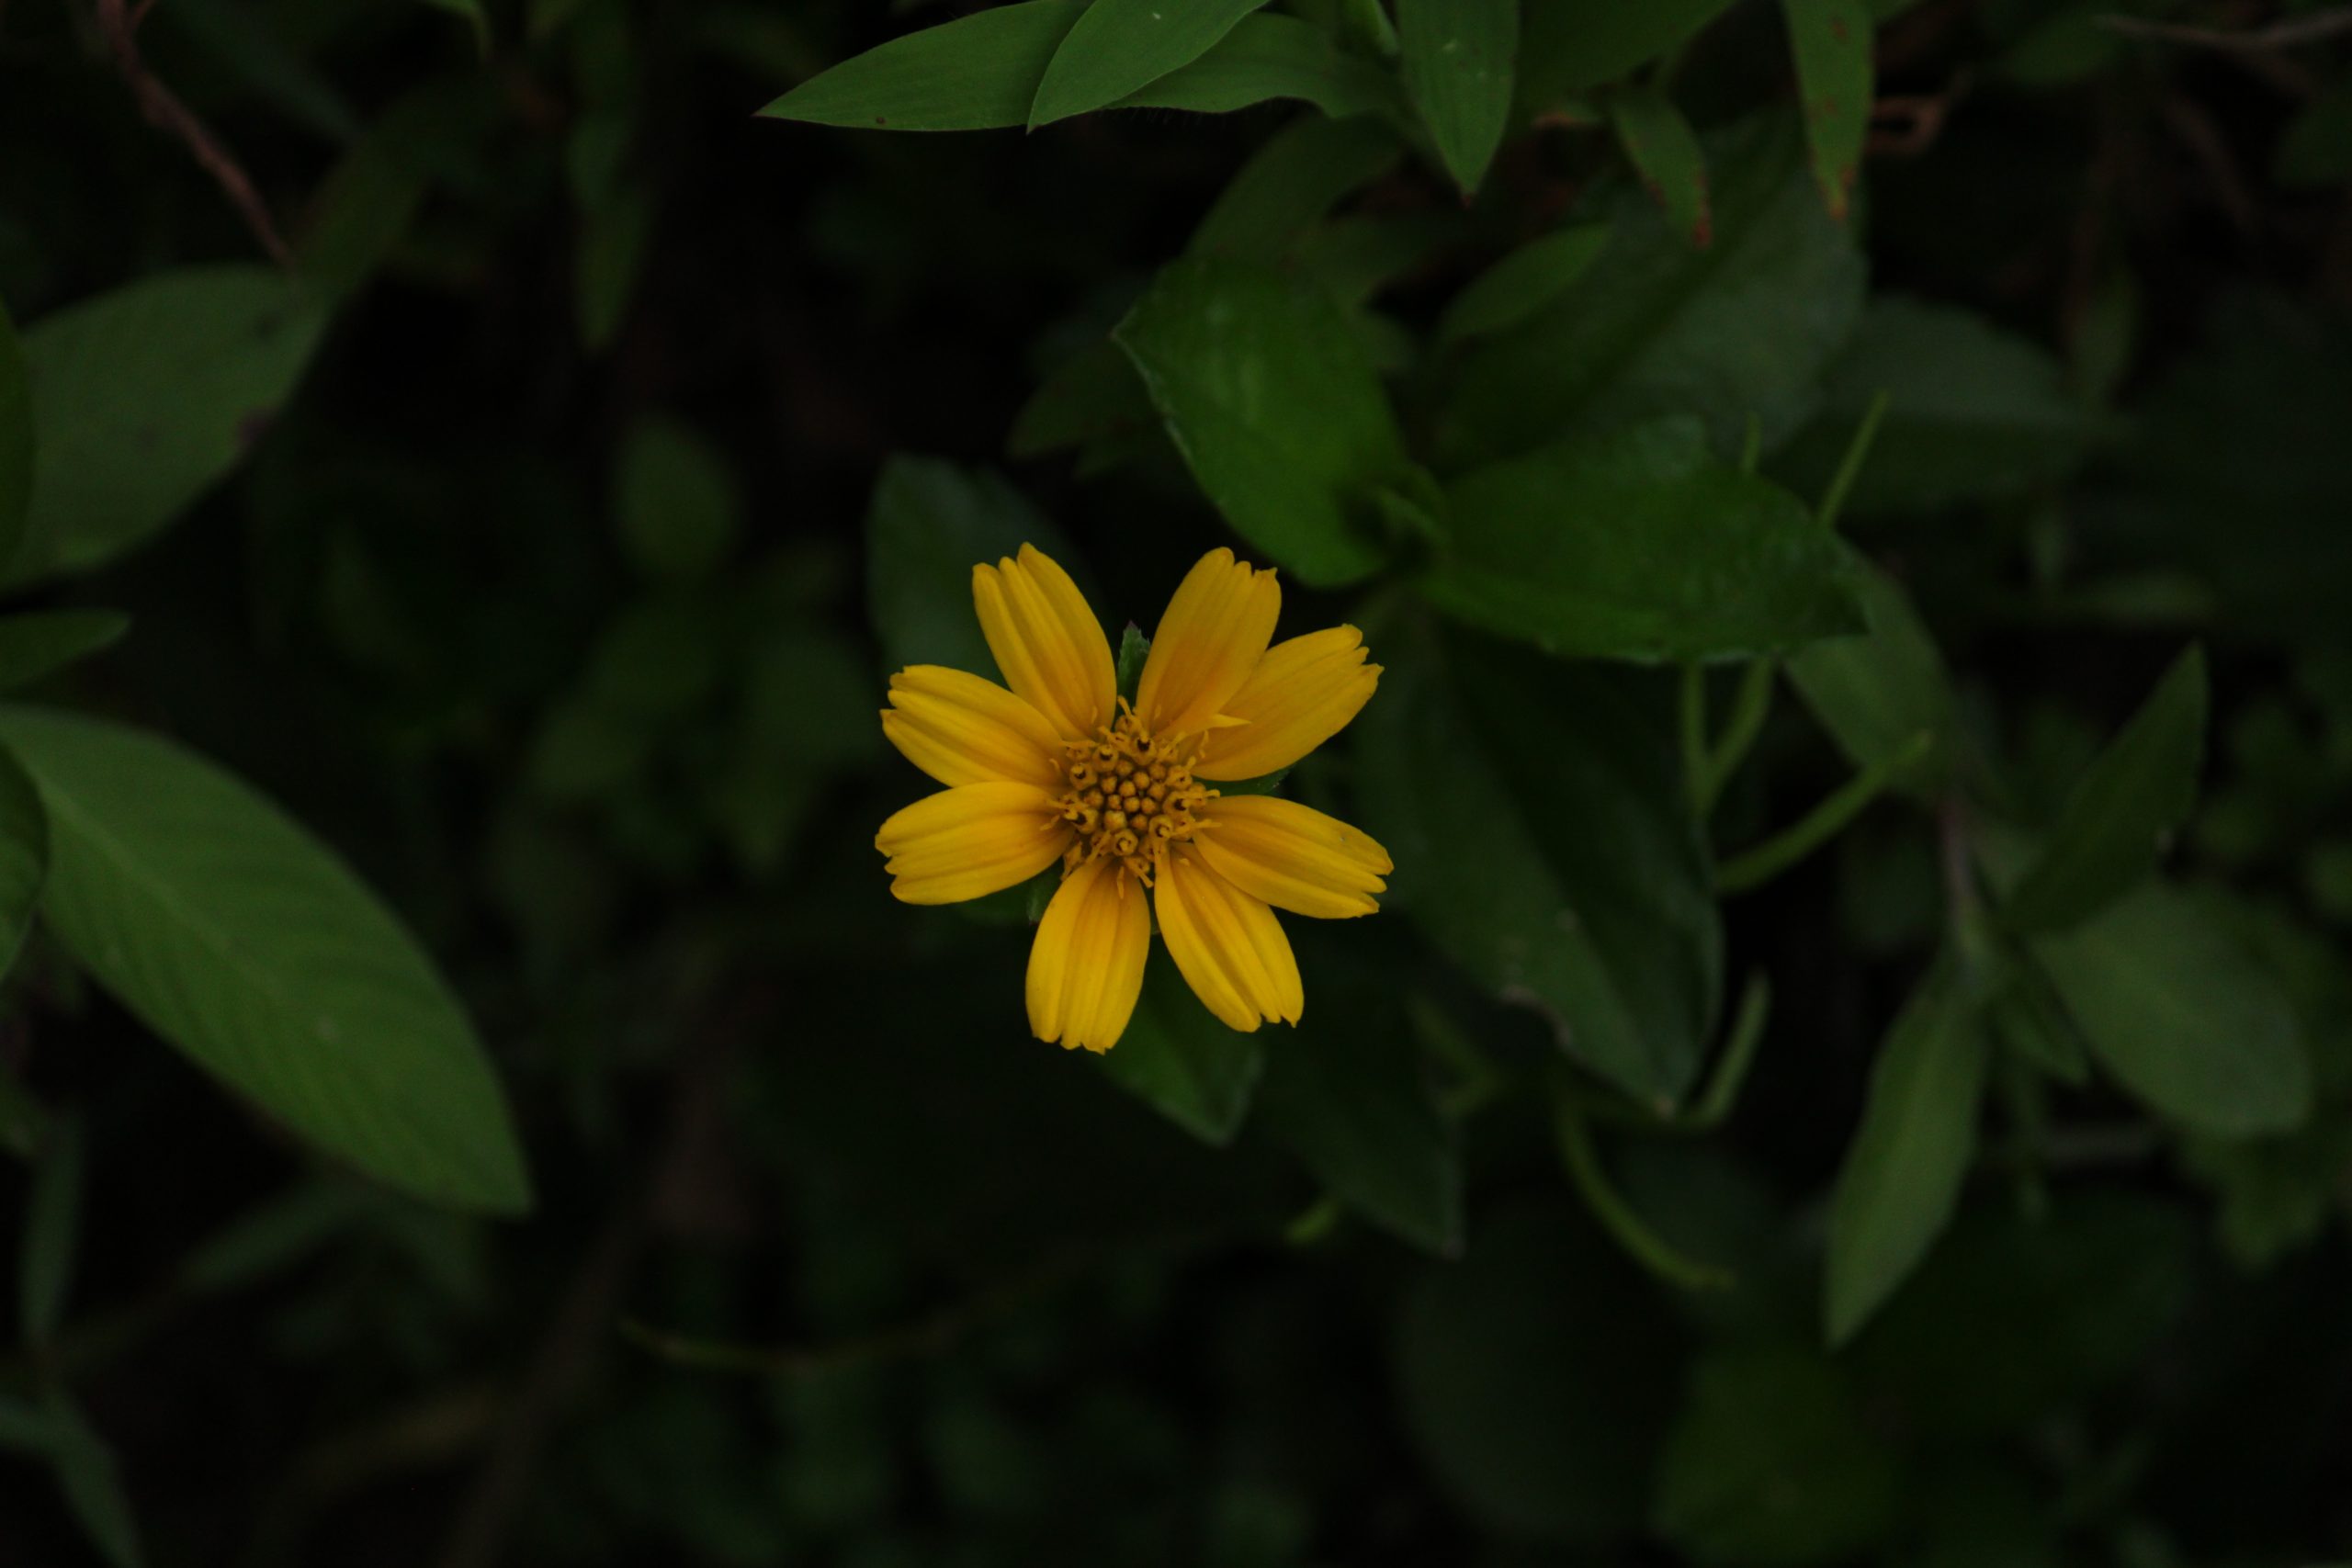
[1192,795,1392,919]
[1136,547,1282,744]
[972,545,1116,743]
[876,782,1071,905]
[1153,845,1303,1032]
[1025,856,1151,1053]
[1193,626,1380,782]
[882,665,1065,788]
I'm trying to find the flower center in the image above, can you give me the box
[1054,705,1214,886]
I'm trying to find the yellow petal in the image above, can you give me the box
[1153,845,1303,1032]
[972,545,1115,743]
[1025,856,1151,1053]
[1136,547,1281,743]
[1192,795,1392,919]
[882,665,1065,788]
[876,782,1071,905]
[1193,626,1380,783]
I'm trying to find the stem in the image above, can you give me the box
[1693,659,1776,816]
[1716,731,1931,895]
[1817,389,1891,531]
[1551,1074,1734,1292]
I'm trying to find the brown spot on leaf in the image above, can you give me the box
[236,407,277,450]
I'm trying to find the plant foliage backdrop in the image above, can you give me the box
[3,0,2352,1562]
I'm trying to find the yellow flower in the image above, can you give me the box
[876,545,1391,1053]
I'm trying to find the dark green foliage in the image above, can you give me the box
[4,0,2351,1562]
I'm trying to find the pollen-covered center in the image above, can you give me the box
[1054,705,1215,886]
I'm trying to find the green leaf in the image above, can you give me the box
[1785,562,1956,795]
[1114,257,1408,587]
[18,1112,83,1345]
[1605,85,1711,246]
[2276,73,2352,188]
[1518,0,1738,107]
[44,1392,145,1568]
[418,0,490,51]
[1255,934,1462,1253]
[1356,626,1723,1107]
[1188,113,1404,260]
[1781,0,1871,219]
[1435,222,1611,345]
[1031,0,1273,126]
[1398,0,1519,196]
[616,417,741,581]
[298,78,497,300]
[2005,648,2206,933]
[1653,1347,1903,1565]
[2030,881,2309,1138]
[0,297,28,566]
[0,708,532,1213]
[1112,13,1401,120]
[1423,419,1866,663]
[1097,950,1265,1145]
[1850,1189,2195,1436]
[1824,957,1988,1345]
[1393,1200,1683,1542]
[1009,339,1156,458]
[1114,625,1149,702]
[15,267,328,582]
[1773,299,2103,519]
[0,745,49,982]
[575,180,653,354]
[1438,111,1865,465]
[864,455,1075,677]
[759,1,1087,130]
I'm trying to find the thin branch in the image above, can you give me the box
[2098,7,2352,51]
[92,0,292,267]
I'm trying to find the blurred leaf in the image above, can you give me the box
[1653,1346,1904,1565]
[1256,936,1461,1252]
[0,709,533,1213]
[1008,339,1155,457]
[43,1392,145,1568]
[17,1112,82,1346]
[0,298,28,564]
[711,627,880,874]
[13,268,327,582]
[1781,0,1872,219]
[1786,563,1957,795]
[0,745,47,984]
[865,456,1074,678]
[1824,956,1988,1344]
[158,0,362,143]
[1852,1188,2195,1435]
[177,1182,367,1295]
[1114,625,1149,701]
[1031,0,1272,126]
[1398,0,1518,195]
[1357,627,1723,1107]
[1439,111,1865,465]
[1098,949,1265,1145]
[2006,647,2206,932]
[1290,211,1464,306]
[1434,222,1611,345]
[616,418,741,581]
[1114,14,1401,119]
[0,614,128,704]
[577,181,653,354]
[419,0,490,50]
[1606,85,1711,245]
[1518,0,1738,107]
[1424,418,1866,662]
[2031,881,2309,1137]
[1393,1200,1684,1542]
[2276,73,2352,188]
[1187,113,1403,259]
[759,1,1087,130]
[1114,257,1407,586]
[1775,298,2102,518]
[298,78,493,299]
